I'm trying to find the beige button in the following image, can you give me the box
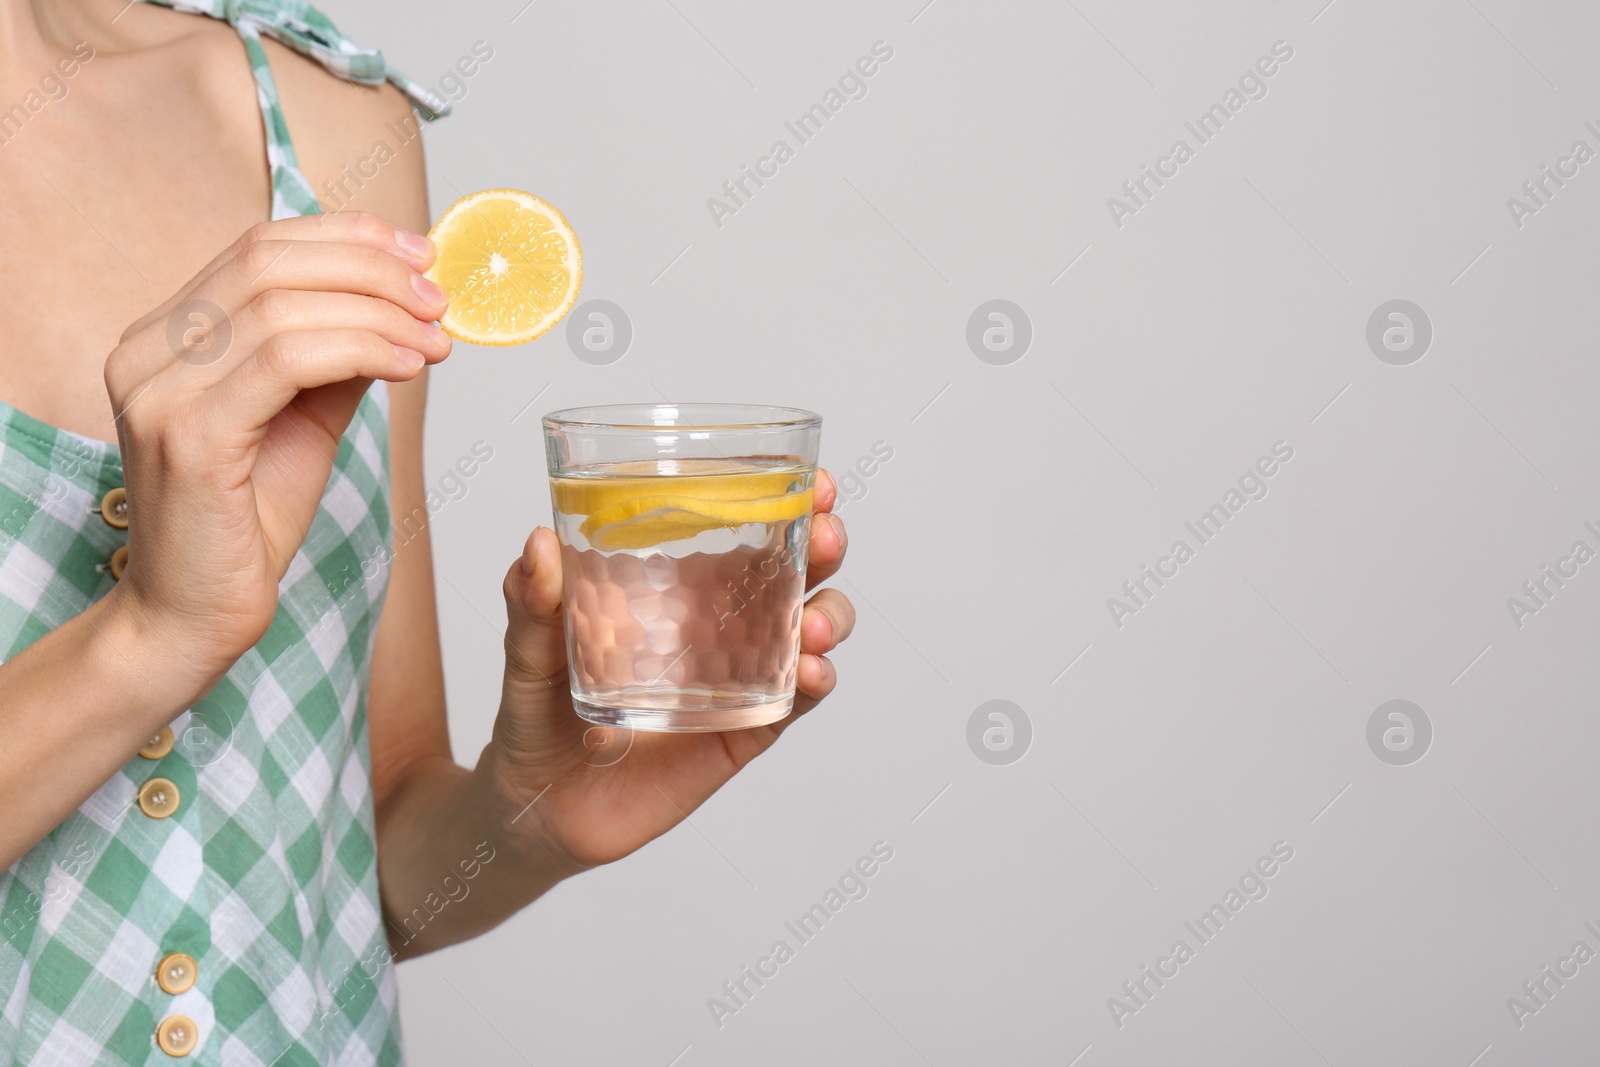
[109,545,129,581]
[139,727,175,760]
[99,486,129,530]
[138,778,180,819]
[156,1014,197,1057]
[155,952,196,995]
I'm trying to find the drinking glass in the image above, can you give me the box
[542,403,822,732]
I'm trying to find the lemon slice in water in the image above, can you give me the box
[553,460,813,551]
[552,460,801,516]
[579,491,813,550]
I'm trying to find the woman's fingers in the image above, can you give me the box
[802,471,848,591]
[201,329,429,437]
[236,290,450,355]
[493,528,598,782]
[795,653,837,700]
[773,472,851,726]
[241,290,450,377]
[814,468,838,512]
[800,587,855,655]
[211,240,448,323]
[508,527,566,622]
[141,291,449,398]
[805,511,847,590]
[232,211,435,269]
[760,593,851,741]
[502,527,569,694]
[492,527,593,777]
[120,212,435,342]
[114,239,446,391]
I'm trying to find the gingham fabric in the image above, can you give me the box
[0,4,446,1063]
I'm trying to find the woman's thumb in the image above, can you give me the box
[502,526,568,694]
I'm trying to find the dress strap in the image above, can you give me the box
[137,0,450,218]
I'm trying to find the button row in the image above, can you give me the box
[103,486,195,1057]
[154,953,198,1055]
[131,618,197,1059]
[92,488,129,579]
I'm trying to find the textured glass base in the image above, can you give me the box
[574,693,794,733]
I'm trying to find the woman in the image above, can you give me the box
[0,0,855,1062]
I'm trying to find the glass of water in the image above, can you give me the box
[542,403,822,732]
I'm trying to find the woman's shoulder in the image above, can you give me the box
[107,2,432,226]
[99,3,264,125]
[266,34,432,228]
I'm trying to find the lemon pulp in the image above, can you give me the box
[425,188,582,346]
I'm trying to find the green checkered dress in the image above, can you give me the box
[0,3,447,1064]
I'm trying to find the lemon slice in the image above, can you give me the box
[425,188,582,346]
[580,508,745,551]
[552,460,802,518]
[552,460,813,550]
[581,490,814,551]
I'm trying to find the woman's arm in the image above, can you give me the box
[370,352,855,958]
[368,368,579,954]
[0,202,450,870]
[312,67,859,960]
[300,74,570,953]
[371,504,852,959]
[0,590,218,869]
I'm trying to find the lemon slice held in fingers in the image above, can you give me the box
[425,188,582,346]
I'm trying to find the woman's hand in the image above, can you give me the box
[485,470,854,875]
[104,212,451,693]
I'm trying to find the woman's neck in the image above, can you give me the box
[0,0,154,71]
[0,1,75,58]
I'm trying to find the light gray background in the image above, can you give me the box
[335,1,1600,1063]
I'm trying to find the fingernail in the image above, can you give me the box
[521,529,540,574]
[412,272,448,307]
[822,512,847,549]
[395,228,433,260]
[420,321,450,347]
[395,346,426,369]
